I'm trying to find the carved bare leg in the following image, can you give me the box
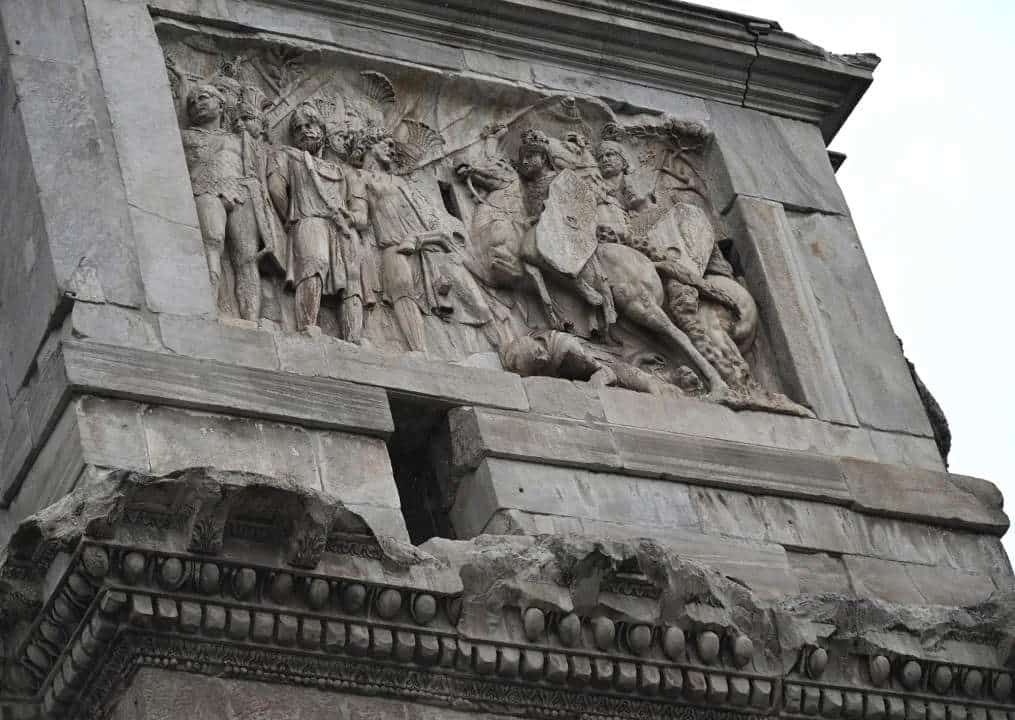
[624,293,729,397]
[295,275,323,331]
[524,263,569,331]
[227,201,262,322]
[194,194,226,289]
[340,294,364,344]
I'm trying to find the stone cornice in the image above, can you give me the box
[5,542,1014,719]
[153,0,876,141]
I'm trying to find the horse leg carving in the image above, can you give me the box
[524,263,570,331]
[623,292,729,397]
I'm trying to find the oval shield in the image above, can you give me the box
[534,169,598,277]
[645,202,715,278]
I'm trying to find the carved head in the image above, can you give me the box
[344,125,390,168]
[235,85,271,139]
[501,334,553,376]
[289,102,326,154]
[369,135,399,170]
[517,129,552,179]
[186,84,225,126]
[596,140,629,178]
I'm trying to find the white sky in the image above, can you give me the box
[706,0,1015,558]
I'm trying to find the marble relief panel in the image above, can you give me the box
[159,23,808,416]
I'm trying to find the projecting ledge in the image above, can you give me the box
[448,406,1009,536]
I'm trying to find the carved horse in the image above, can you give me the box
[457,127,730,398]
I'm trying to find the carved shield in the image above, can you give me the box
[645,202,716,278]
[535,169,598,277]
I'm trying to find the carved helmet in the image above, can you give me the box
[237,86,271,121]
[518,129,553,164]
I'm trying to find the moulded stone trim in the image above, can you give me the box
[7,542,1015,720]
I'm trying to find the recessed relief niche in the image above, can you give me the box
[160,23,809,416]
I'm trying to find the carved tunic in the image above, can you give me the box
[272,148,354,294]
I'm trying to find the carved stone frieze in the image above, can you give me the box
[1,539,1013,720]
[159,23,813,417]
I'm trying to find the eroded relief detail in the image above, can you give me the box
[163,29,809,416]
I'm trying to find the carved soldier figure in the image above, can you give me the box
[347,130,491,353]
[267,102,364,339]
[501,329,682,396]
[181,84,285,321]
[346,133,440,351]
[595,139,653,242]
[516,129,617,334]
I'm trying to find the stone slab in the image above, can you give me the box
[62,341,393,437]
[520,377,605,422]
[867,430,944,472]
[142,405,319,484]
[844,555,997,607]
[0,399,32,506]
[159,314,279,370]
[449,458,702,539]
[787,551,853,596]
[598,386,877,461]
[0,17,143,309]
[611,424,851,503]
[725,195,856,424]
[0,52,60,398]
[74,396,150,473]
[842,459,1008,535]
[842,555,928,606]
[704,100,848,214]
[277,332,530,412]
[128,207,216,317]
[83,0,197,229]
[448,408,1000,536]
[71,303,161,351]
[448,407,619,474]
[0,402,85,543]
[786,211,933,436]
[312,431,400,508]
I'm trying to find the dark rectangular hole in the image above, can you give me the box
[386,396,457,544]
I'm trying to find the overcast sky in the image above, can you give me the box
[705,1,1015,558]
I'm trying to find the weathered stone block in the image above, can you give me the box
[450,458,701,539]
[142,405,318,484]
[312,432,399,507]
[84,0,197,227]
[128,207,216,316]
[612,423,851,503]
[63,341,393,436]
[158,315,278,370]
[321,339,529,412]
[449,407,619,474]
[786,211,932,436]
[705,100,848,214]
[787,551,853,595]
[725,195,856,424]
[75,396,149,473]
[71,303,160,351]
[521,376,605,422]
[842,459,1008,535]
[598,385,874,461]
